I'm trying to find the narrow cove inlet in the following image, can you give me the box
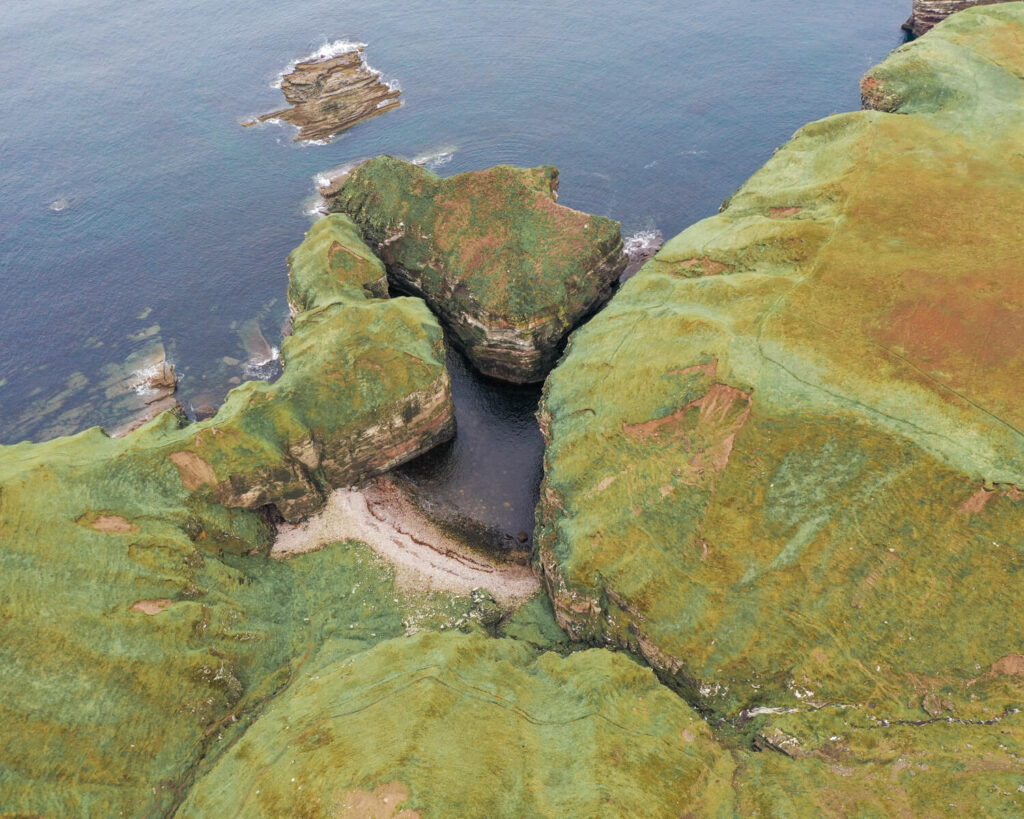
[2,1,1023,816]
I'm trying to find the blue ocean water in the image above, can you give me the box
[0,0,907,532]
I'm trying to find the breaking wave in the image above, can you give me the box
[411,146,457,170]
[271,39,366,88]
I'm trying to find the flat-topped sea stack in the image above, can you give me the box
[323,156,627,383]
[903,0,1005,35]
[536,6,1024,811]
[248,44,400,142]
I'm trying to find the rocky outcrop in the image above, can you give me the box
[903,0,1003,35]
[247,45,400,142]
[103,343,180,437]
[536,6,1024,811]
[0,218,459,814]
[322,157,627,383]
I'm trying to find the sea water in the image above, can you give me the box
[0,0,907,535]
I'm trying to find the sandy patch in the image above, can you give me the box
[337,781,419,818]
[88,514,138,534]
[273,477,539,604]
[130,598,173,615]
[168,450,217,489]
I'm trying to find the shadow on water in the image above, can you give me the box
[398,330,544,543]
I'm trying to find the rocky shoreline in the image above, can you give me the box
[2,6,1023,816]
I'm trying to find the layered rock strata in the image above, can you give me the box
[536,6,1024,811]
[903,0,1003,35]
[323,157,627,383]
[248,45,400,142]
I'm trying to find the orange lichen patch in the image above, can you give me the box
[130,599,173,615]
[678,257,731,276]
[623,384,752,485]
[336,781,419,818]
[959,484,1024,515]
[90,515,138,534]
[168,450,217,490]
[769,206,803,219]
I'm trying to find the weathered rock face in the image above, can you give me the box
[179,632,735,817]
[536,6,1024,811]
[103,343,180,437]
[903,0,1004,36]
[323,156,627,383]
[248,45,400,142]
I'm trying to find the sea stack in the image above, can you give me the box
[248,44,400,141]
[322,156,627,383]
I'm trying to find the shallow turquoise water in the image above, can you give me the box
[0,0,907,533]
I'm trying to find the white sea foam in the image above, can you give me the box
[623,229,663,260]
[302,194,328,220]
[313,160,367,191]
[242,346,281,380]
[411,146,457,171]
[270,39,366,88]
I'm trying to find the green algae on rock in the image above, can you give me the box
[535,5,1024,808]
[322,156,627,383]
[179,632,736,817]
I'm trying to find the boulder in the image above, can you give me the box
[536,6,1024,809]
[323,156,626,383]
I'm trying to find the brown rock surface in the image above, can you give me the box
[248,45,400,142]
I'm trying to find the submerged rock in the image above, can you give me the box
[247,44,400,142]
[537,6,1024,811]
[101,343,180,437]
[323,156,627,383]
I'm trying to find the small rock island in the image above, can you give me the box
[246,44,401,141]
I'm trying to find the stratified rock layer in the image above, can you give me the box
[537,6,1024,811]
[904,0,1004,36]
[179,632,735,817]
[0,222,454,815]
[250,45,400,141]
[324,157,627,383]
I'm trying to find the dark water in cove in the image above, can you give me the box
[0,0,906,535]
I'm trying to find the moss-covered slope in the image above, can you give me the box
[536,4,1024,800]
[0,220,454,814]
[325,157,627,383]
[179,631,736,818]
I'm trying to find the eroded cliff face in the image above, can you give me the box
[904,0,1004,36]
[0,217,456,814]
[536,6,1024,812]
[323,157,627,383]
